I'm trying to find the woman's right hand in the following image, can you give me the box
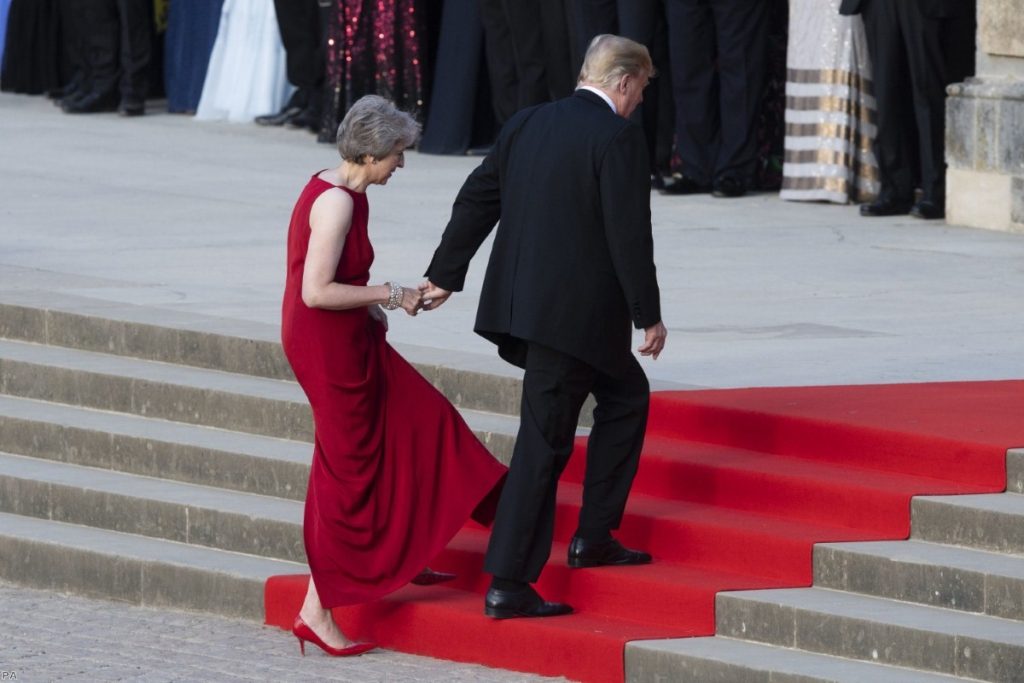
[400,286,423,316]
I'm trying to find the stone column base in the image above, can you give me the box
[946,76,1024,233]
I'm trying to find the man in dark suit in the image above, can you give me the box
[841,0,976,219]
[660,0,769,197]
[421,35,667,619]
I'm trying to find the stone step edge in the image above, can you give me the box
[0,296,531,417]
[0,511,302,621]
[911,493,1024,555]
[0,450,307,562]
[0,338,536,442]
[715,586,1024,680]
[626,636,965,683]
[0,395,521,502]
[814,539,1024,621]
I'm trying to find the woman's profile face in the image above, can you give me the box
[372,145,406,185]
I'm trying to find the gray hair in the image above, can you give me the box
[335,95,421,164]
[578,34,654,90]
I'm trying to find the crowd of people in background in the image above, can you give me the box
[1,0,976,217]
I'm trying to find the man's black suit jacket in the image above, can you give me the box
[426,89,661,378]
[839,0,970,16]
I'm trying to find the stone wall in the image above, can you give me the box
[946,0,1024,233]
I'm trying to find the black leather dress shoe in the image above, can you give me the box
[910,199,945,220]
[287,107,321,133]
[712,176,746,198]
[859,197,912,217]
[659,175,711,195]
[62,90,118,114]
[119,97,145,117]
[484,585,573,619]
[567,536,652,568]
[255,105,303,126]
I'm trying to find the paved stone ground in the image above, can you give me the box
[4,92,1024,388]
[0,583,565,683]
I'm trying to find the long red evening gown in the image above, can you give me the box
[281,173,507,608]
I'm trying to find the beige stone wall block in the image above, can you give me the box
[980,0,1024,58]
[947,168,1024,233]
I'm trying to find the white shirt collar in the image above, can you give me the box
[576,86,617,114]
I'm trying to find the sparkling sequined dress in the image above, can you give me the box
[281,173,506,607]
[317,0,426,143]
[781,0,879,204]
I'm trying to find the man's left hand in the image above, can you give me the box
[638,321,667,360]
[419,280,452,311]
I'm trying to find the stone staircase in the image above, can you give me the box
[1,294,1023,682]
[627,450,1024,682]
[0,294,524,621]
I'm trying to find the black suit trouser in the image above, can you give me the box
[273,0,328,111]
[81,0,151,100]
[860,0,961,204]
[484,342,649,583]
[665,0,768,185]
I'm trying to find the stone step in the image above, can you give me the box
[715,586,1024,682]
[0,451,306,562]
[626,636,965,683]
[815,539,1024,621]
[0,511,303,620]
[911,493,1024,555]
[0,294,530,418]
[1007,448,1024,494]
[0,339,521,461]
[0,395,519,498]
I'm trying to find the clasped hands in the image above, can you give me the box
[378,280,452,320]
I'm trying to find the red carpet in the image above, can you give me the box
[265,380,1024,682]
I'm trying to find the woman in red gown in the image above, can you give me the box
[281,94,507,656]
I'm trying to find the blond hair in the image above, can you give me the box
[577,34,654,90]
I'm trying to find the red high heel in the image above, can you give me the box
[292,615,377,657]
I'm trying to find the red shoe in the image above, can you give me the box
[292,615,377,657]
[410,568,457,586]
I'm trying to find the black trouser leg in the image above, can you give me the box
[81,0,121,99]
[619,0,673,175]
[484,344,593,583]
[576,355,649,536]
[895,1,948,205]
[711,0,768,184]
[274,0,325,110]
[861,0,915,204]
[501,0,550,110]
[665,0,717,185]
[479,0,518,124]
[116,0,150,101]
[565,0,617,76]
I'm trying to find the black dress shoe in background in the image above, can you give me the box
[287,107,321,133]
[119,96,145,117]
[859,197,913,217]
[255,105,303,126]
[62,90,118,114]
[712,176,746,198]
[909,199,945,220]
[567,536,652,568]
[484,585,573,619]
[659,175,711,195]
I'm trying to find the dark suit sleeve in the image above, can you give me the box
[599,123,662,329]
[424,147,502,292]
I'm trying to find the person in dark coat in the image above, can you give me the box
[660,0,770,197]
[420,34,667,619]
[254,0,327,130]
[841,0,976,220]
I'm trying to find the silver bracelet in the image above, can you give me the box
[383,281,403,310]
